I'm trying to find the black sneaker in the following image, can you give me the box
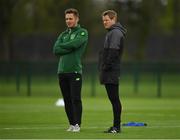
[104,127,120,133]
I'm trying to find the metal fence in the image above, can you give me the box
[0,61,179,97]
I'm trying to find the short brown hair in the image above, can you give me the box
[65,8,79,17]
[102,10,117,21]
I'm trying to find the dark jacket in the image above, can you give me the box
[99,22,126,84]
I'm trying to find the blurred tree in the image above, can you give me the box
[0,0,98,61]
[1,0,180,62]
[158,0,180,35]
[11,0,67,34]
[106,0,180,61]
[172,0,180,34]
[0,0,18,61]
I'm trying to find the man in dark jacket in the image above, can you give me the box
[99,10,126,133]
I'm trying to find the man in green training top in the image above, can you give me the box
[53,8,88,132]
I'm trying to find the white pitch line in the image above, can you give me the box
[3,127,62,130]
[1,126,100,130]
[124,113,177,117]
[2,125,180,130]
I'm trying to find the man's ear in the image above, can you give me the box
[112,17,116,24]
[76,17,79,23]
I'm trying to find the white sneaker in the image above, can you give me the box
[66,125,75,132]
[72,124,80,132]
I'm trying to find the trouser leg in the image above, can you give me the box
[105,84,122,129]
[58,74,74,125]
[70,73,82,126]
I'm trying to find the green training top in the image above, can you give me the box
[53,24,88,74]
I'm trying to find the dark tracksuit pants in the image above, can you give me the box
[58,73,82,126]
[105,84,122,129]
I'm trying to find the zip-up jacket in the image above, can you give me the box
[99,22,126,84]
[53,25,88,74]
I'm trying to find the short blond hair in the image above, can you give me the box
[65,8,79,17]
[102,10,117,21]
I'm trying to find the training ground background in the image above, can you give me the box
[0,67,180,139]
[0,97,180,139]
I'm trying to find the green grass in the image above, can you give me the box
[0,97,180,139]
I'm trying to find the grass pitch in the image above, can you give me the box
[0,97,180,139]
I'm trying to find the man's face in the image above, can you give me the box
[65,13,79,28]
[102,15,116,29]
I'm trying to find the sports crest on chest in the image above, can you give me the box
[63,35,68,40]
[70,34,76,40]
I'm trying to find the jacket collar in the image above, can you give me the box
[67,24,81,34]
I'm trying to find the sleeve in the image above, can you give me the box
[109,29,122,49]
[53,45,73,56]
[103,30,123,71]
[56,29,88,50]
[53,33,73,56]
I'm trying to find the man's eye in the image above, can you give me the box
[66,18,72,20]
